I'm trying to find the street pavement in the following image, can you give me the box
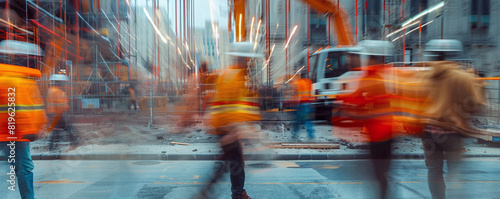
[1,158,499,199]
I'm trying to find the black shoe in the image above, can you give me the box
[232,190,250,199]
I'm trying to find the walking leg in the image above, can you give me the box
[423,133,446,199]
[370,140,392,199]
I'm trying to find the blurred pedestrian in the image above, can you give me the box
[127,85,137,110]
[290,73,315,140]
[420,40,486,199]
[0,41,47,199]
[46,74,79,151]
[177,62,216,128]
[197,42,262,199]
[336,40,395,199]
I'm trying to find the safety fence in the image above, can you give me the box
[32,81,298,117]
[28,75,500,124]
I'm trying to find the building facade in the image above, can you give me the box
[245,0,500,83]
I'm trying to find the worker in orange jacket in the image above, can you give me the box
[336,40,395,199]
[46,74,79,151]
[0,46,47,199]
[198,42,261,199]
[128,85,137,111]
[290,74,315,139]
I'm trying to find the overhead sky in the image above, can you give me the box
[133,0,229,30]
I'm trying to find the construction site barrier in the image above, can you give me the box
[138,96,168,116]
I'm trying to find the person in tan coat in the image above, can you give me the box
[420,40,486,199]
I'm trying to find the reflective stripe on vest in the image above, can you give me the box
[0,105,45,113]
[209,98,260,115]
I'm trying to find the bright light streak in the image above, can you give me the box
[272,23,279,43]
[249,17,255,42]
[100,8,129,44]
[270,44,276,56]
[386,20,420,38]
[30,20,71,43]
[283,25,298,51]
[285,66,306,84]
[50,42,83,59]
[215,26,220,55]
[261,44,276,71]
[0,18,32,35]
[215,26,219,56]
[177,47,191,69]
[209,0,217,38]
[77,12,100,35]
[125,0,131,7]
[402,1,444,27]
[143,8,168,43]
[238,14,242,42]
[392,20,434,42]
[151,9,172,42]
[27,1,63,23]
[253,19,262,50]
[101,9,119,32]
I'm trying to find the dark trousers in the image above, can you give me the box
[200,138,246,198]
[370,139,393,199]
[422,129,463,199]
[129,100,137,110]
[47,113,79,151]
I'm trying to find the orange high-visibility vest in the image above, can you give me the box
[209,67,260,133]
[337,65,394,142]
[46,86,69,114]
[128,88,136,101]
[0,64,47,142]
[293,78,314,102]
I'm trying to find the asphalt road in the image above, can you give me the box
[1,159,499,199]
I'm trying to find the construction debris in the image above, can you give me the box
[267,142,340,149]
[171,142,190,146]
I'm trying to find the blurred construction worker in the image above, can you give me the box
[177,62,217,128]
[290,72,315,139]
[197,42,261,199]
[421,39,486,199]
[337,40,395,199]
[0,41,47,199]
[47,74,79,151]
[128,85,137,110]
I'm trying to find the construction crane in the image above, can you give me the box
[300,0,355,46]
[231,0,355,45]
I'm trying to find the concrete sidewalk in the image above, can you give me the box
[23,142,500,160]
[16,115,500,161]
[28,151,500,161]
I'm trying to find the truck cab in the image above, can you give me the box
[308,47,362,120]
[309,47,363,96]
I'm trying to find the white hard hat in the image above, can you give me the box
[49,74,69,81]
[0,40,44,56]
[424,39,463,52]
[225,42,264,58]
[352,40,394,56]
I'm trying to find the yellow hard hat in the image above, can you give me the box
[100,28,109,37]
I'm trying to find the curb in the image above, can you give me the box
[13,152,500,161]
